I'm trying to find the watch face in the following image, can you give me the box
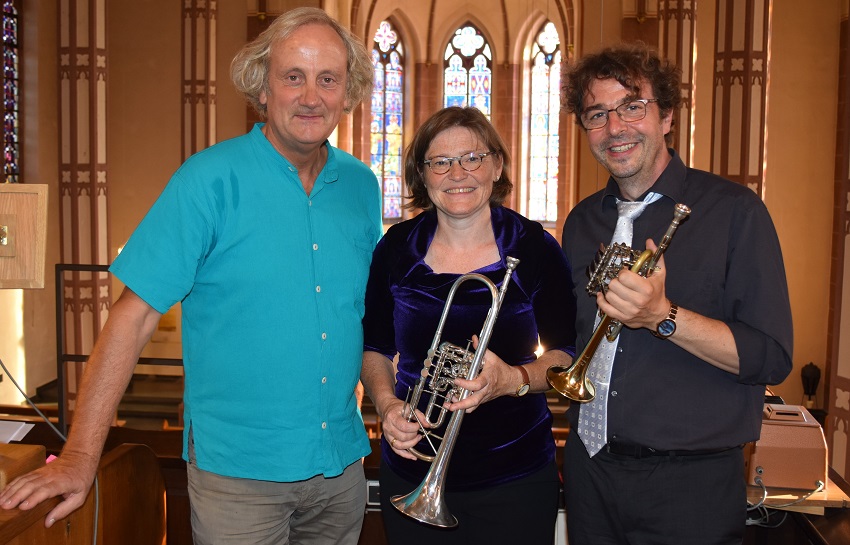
[657,319,676,338]
[517,384,530,397]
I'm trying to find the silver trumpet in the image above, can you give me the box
[391,256,520,528]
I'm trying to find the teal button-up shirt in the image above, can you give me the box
[111,124,382,481]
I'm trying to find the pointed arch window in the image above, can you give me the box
[444,23,491,117]
[525,21,561,222]
[371,20,404,221]
[3,0,20,183]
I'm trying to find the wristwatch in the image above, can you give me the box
[515,365,530,397]
[653,302,678,339]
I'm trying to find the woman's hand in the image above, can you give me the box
[362,350,433,461]
[378,396,431,461]
[443,335,517,413]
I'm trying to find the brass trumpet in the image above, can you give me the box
[391,256,520,528]
[547,204,690,403]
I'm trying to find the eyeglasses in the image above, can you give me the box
[423,151,496,175]
[579,99,659,130]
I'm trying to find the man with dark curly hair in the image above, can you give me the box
[559,42,793,545]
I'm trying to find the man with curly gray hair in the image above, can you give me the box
[0,7,381,545]
[231,7,373,118]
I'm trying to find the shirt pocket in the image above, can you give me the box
[674,268,722,317]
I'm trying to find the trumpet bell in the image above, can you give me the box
[546,364,596,403]
[390,480,458,528]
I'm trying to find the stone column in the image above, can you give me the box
[827,2,850,479]
[182,0,217,159]
[710,0,769,194]
[57,0,110,418]
[658,0,696,163]
[492,61,520,211]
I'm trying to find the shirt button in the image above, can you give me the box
[322,377,327,384]
[617,347,623,353]
[313,243,318,250]
[316,285,321,293]
[321,332,327,340]
[611,390,618,397]
[322,422,327,429]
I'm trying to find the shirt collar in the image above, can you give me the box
[252,124,338,185]
[321,142,339,184]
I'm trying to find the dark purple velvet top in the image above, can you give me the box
[363,206,576,491]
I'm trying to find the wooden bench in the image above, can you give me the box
[0,443,165,544]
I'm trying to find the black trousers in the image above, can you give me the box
[564,431,746,545]
[379,460,560,545]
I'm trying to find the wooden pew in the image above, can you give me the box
[0,443,165,544]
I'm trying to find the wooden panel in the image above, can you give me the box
[0,474,95,545]
[95,444,166,545]
[0,497,95,544]
[0,184,47,289]
[0,445,45,490]
[0,442,165,544]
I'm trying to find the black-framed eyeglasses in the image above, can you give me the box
[580,99,659,130]
[423,151,496,175]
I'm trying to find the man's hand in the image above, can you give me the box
[597,239,670,330]
[0,450,99,527]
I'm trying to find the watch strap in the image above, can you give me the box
[515,365,530,396]
[652,302,678,338]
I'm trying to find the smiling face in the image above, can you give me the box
[583,77,673,200]
[259,23,349,160]
[423,126,502,222]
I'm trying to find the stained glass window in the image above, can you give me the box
[371,20,404,220]
[3,0,20,183]
[527,22,561,222]
[444,24,491,117]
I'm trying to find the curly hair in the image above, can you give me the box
[563,42,682,145]
[403,107,513,211]
[230,7,373,117]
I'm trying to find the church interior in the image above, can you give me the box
[2,0,850,543]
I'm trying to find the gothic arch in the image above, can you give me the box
[511,7,572,66]
[433,14,498,66]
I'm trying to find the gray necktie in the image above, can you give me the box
[577,194,660,457]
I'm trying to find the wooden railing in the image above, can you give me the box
[54,264,185,435]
